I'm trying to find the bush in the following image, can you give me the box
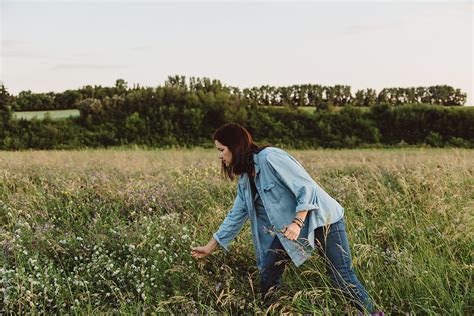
[425,132,443,147]
[2,94,473,150]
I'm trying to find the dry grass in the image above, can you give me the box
[1,147,472,314]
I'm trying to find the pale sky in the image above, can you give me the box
[1,0,473,105]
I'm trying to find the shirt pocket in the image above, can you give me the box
[262,181,282,203]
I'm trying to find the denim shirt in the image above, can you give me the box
[213,147,344,271]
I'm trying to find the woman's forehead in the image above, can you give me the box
[214,140,225,148]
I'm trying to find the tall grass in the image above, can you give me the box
[1,148,472,314]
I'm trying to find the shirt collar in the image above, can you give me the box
[253,153,261,175]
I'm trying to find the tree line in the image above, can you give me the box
[8,76,468,112]
[0,79,472,150]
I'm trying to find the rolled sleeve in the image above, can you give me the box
[212,184,248,252]
[295,203,318,213]
[266,151,319,213]
[212,232,229,252]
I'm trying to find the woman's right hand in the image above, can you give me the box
[191,245,212,259]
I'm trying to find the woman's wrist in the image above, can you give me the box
[293,217,304,228]
[207,238,218,252]
[290,221,303,229]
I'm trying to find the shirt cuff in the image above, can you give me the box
[295,203,319,213]
[212,232,230,253]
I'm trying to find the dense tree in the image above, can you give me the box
[11,76,468,112]
[0,83,12,116]
[54,89,83,109]
[2,78,471,150]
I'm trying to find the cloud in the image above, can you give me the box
[1,39,54,59]
[2,50,52,59]
[51,63,128,70]
[343,21,402,35]
[131,45,153,51]
[1,40,29,48]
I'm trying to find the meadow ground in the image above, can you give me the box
[0,148,472,314]
[12,109,80,121]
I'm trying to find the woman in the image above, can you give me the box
[191,123,377,313]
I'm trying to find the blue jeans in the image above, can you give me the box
[260,217,374,313]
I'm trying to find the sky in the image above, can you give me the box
[1,0,473,105]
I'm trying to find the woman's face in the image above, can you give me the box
[215,140,232,166]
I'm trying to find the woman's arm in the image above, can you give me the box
[212,184,249,252]
[281,210,309,241]
[296,210,309,221]
[192,185,248,258]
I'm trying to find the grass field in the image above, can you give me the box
[0,148,472,314]
[12,109,80,120]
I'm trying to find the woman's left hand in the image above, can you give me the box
[283,222,301,241]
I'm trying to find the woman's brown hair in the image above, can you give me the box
[213,123,271,181]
